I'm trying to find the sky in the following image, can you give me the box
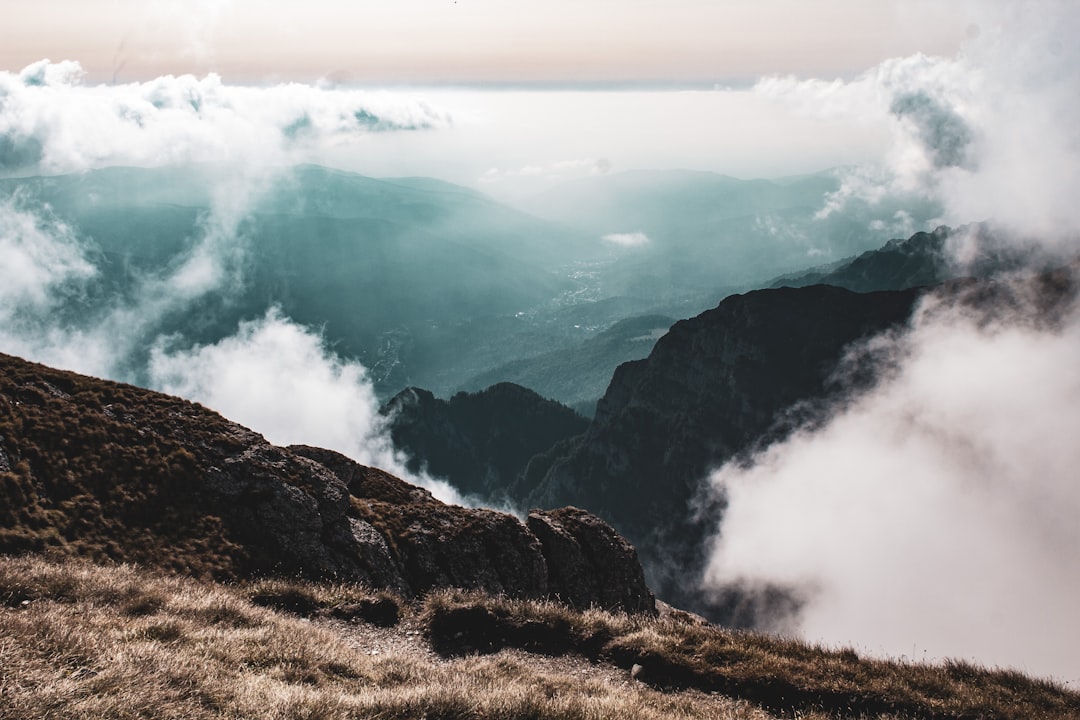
[1,1,969,86]
[0,1,976,191]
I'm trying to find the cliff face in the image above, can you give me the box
[518,284,924,617]
[0,353,654,614]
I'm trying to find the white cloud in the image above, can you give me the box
[601,231,650,248]
[148,308,466,505]
[702,278,1080,682]
[0,60,450,175]
[0,198,96,312]
[478,157,611,185]
[756,0,1080,243]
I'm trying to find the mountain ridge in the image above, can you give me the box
[0,351,654,613]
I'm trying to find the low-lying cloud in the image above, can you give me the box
[0,59,449,175]
[149,309,466,506]
[601,231,650,248]
[0,63,465,504]
[702,279,1080,681]
[703,0,1080,684]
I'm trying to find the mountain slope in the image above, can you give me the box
[518,284,925,618]
[0,351,653,612]
[458,314,676,414]
[770,223,1033,293]
[8,556,1076,720]
[0,165,595,397]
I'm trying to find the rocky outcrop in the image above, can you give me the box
[0,353,654,613]
[528,507,654,614]
[293,445,551,600]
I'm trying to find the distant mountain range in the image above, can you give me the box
[0,165,591,395]
[518,168,941,295]
[2,164,930,403]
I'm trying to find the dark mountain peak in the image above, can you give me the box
[381,383,588,499]
[520,282,925,617]
[0,352,653,613]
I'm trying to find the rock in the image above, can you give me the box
[528,507,655,615]
[0,352,656,612]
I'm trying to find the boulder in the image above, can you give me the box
[528,507,655,614]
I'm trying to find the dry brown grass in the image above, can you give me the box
[421,590,1080,720]
[0,556,774,720]
[3,555,1076,720]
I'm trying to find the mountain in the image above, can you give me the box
[770,223,1034,292]
[458,314,676,415]
[0,351,654,613]
[0,165,601,397]
[516,283,926,619]
[380,383,589,499]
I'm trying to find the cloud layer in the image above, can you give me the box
[148,308,466,505]
[0,59,449,175]
[755,0,1080,242]
[702,281,1080,681]
[703,0,1080,684]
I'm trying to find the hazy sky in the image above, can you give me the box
[2,0,970,85]
[0,1,986,190]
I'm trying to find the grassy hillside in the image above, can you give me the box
[2,555,1077,720]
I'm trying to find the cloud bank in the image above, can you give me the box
[148,308,466,506]
[703,279,1080,681]
[705,0,1080,683]
[0,59,449,175]
[755,0,1080,242]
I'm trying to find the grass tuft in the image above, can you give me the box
[2,555,1077,720]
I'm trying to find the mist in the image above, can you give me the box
[701,0,1080,683]
[0,62,469,504]
[703,279,1080,681]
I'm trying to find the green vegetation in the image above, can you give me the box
[2,556,1076,720]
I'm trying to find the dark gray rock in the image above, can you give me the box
[528,507,655,615]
